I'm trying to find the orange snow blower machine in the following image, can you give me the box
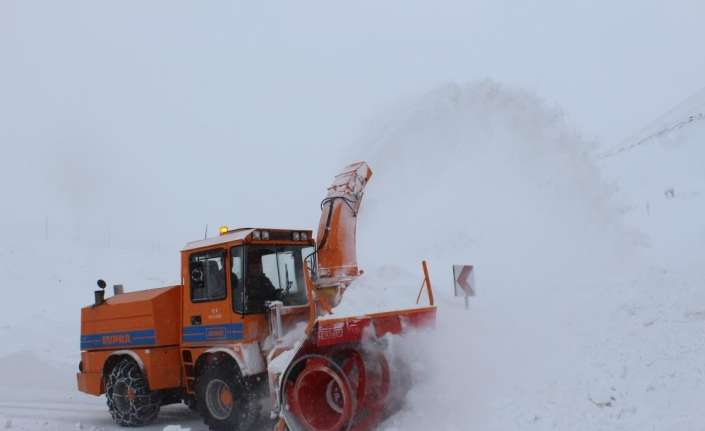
[77,162,437,431]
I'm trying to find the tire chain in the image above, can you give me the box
[105,359,161,426]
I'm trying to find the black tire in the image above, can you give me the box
[105,359,161,427]
[184,395,199,412]
[195,363,259,431]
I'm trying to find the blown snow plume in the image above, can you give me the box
[351,80,630,277]
[339,81,637,430]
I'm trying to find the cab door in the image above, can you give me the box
[230,245,267,343]
[181,248,239,346]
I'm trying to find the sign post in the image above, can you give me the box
[453,265,475,309]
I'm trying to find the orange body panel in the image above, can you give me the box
[77,369,102,395]
[79,286,182,394]
[81,286,181,349]
[78,346,182,395]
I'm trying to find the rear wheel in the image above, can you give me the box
[195,364,259,431]
[105,359,161,426]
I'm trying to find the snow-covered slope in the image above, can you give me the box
[600,90,705,263]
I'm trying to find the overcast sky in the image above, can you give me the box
[1,1,704,248]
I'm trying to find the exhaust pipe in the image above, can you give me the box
[94,290,105,306]
[94,279,107,306]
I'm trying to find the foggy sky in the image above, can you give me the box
[2,0,704,249]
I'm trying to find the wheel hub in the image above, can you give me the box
[205,379,234,420]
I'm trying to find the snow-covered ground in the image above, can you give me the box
[1,81,704,430]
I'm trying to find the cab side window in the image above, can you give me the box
[189,249,226,302]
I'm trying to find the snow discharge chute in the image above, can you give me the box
[314,161,373,289]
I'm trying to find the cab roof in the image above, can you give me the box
[182,228,255,251]
[182,227,314,252]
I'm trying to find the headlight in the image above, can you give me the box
[252,230,261,240]
[261,230,270,240]
[300,232,308,240]
[292,232,300,240]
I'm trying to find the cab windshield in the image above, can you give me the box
[233,245,314,313]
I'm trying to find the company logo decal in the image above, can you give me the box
[80,329,156,350]
[182,323,244,343]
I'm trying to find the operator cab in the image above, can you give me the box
[181,228,315,339]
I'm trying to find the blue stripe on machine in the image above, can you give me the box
[80,329,156,350]
[182,323,244,342]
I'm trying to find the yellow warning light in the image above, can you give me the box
[219,225,229,235]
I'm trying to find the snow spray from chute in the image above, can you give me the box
[340,81,635,430]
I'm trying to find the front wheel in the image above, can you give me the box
[195,365,259,431]
[105,359,161,426]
